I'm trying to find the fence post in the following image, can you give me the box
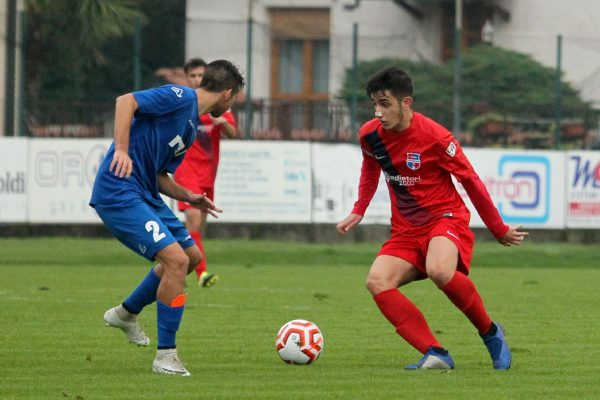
[133,16,142,91]
[244,0,254,140]
[4,0,17,136]
[351,23,358,137]
[452,0,462,136]
[554,34,563,150]
[19,10,27,137]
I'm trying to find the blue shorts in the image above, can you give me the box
[94,200,194,261]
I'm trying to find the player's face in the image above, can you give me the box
[186,66,205,89]
[209,89,237,118]
[371,90,411,131]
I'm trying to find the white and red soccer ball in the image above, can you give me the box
[276,319,323,365]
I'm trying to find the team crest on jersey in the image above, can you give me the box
[406,152,421,170]
[446,141,457,157]
[171,87,183,98]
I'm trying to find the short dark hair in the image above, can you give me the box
[366,67,413,100]
[183,58,208,73]
[199,59,245,94]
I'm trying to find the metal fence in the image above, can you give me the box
[23,98,600,150]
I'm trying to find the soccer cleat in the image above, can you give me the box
[404,347,455,370]
[198,271,219,288]
[152,350,191,376]
[481,321,512,370]
[103,306,150,346]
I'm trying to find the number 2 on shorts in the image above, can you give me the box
[145,220,166,242]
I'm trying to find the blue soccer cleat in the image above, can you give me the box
[404,347,455,370]
[481,321,512,370]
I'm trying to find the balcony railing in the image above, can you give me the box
[22,99,600,149]
[231,99,354,142]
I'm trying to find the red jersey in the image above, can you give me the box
[175,111,236,188]
[352,112,508,238]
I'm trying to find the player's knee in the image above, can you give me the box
[426,262,454,287]
[366,274,391,295]
[164,253,190,280]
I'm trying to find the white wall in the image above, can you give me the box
[187,0,600,108]
[185,0,442,99]
[492,0,600,107]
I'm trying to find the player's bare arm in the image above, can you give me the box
[109,94,138,178]
[157,172,222,218]
[188,193,222,218]
[336,213,363,235]
[210,115,238,138]
[157,171,191,201]
[497,224,529,247]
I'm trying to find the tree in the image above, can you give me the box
[26,0,146,102]
[339,45,592,133]
[23,0,186,136]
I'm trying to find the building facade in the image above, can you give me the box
[186,0,600,111]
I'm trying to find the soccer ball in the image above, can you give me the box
[276,319,323,365]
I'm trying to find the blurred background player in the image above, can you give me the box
[91,60,245,376]
[174,58,239,288]
[336,66,528,370]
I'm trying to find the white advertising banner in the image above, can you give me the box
[0,137,28,222]
[311,143,391,224]
[458,149,565,229]
[27,138,110,223]
[566,151,600,228]
[213,141,312,223]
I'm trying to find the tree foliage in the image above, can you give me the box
[25,0,185,103]
[340,44,592,131]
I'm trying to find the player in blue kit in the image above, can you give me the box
[90,59,244,376]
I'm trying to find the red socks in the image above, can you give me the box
[373,289,442,354]
[372,272,493,353]
[190,231,207,279]
[441,272,492,334]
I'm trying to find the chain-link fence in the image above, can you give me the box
[9,2,600,150]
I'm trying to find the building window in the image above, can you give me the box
[270,8,330,101]
[278,40,304,94]
[312,40,329,94]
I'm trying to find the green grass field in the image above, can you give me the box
[1,238,599,400]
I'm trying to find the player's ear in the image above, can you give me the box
[222,89,233,101]
[402,96,413,110]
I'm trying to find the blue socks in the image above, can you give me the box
[157,300,185,349]
[122,267,161,314]
[121,266,186,349]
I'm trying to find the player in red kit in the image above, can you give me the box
[336,67,528,370]
[174,58,239,287]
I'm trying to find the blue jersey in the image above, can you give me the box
[90,85,198,207]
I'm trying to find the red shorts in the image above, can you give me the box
[174,164,215,212]
[378,217,475,279]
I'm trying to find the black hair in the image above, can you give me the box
[199,59,245,94]
[183,58,208,74]
[366,67,413,100]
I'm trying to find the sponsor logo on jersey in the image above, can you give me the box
[446,141,457,157]
[383,171,421,186]
[171,87,183,98]
[138,244,147,254]
[406,152,421,170]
